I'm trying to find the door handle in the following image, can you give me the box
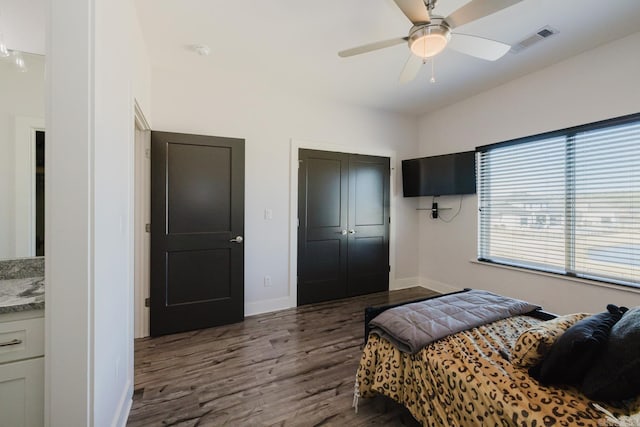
[348,229,356,234]
[0,338,22,347]
[230,236,244,243]
[336,230,347,235]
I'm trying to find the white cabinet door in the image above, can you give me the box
[0,357,44,427]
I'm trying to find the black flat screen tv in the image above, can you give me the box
[402,151,476,197]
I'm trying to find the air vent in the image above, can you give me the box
[510,26,559,53]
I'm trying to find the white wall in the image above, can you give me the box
[131,6,152,124]
[46,0,151,425]
[0,54,45,259]
[93,0,143,423]
[417,32,640,314]
[150,65,420,314]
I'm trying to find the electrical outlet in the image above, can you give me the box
[115,357,120,379]
[264,275,272,287]
[264,208,273,220]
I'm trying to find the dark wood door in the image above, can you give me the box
[298,149,389,305]
[347,154,390,296]
[297,150,349,305]
[150,131,244,336]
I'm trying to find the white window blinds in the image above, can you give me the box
[478,113,640,288]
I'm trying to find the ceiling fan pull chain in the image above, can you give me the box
[430,57,436,83]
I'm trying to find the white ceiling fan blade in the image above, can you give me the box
[432,0,472,19]
[445,0,522,30]
[448,33,510,61]
[338,37,407,57]
[399,54,423,84]
[393,0,430,25]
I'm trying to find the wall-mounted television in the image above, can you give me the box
[402,151,476,197]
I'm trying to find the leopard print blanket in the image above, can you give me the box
[357,315,640,426]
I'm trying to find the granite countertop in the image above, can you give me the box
[0,276,45,314]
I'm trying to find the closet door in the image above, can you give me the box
[347,154,390,296]
[297,150,349,305]
[297,149,390,305]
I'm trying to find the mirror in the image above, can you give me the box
[0,51,45,260]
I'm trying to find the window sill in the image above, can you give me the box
[469,259,640,295]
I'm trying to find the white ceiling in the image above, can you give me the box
[3,0,638,115]
[133,0,640,116]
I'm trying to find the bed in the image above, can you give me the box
[355,290,640,427]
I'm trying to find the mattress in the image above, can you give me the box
[356,315,640,426]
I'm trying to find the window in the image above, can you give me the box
[477,113,640,288]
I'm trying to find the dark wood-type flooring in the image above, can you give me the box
[128,287,438,426]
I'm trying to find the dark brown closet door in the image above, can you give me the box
[150,131,244,336]
[297,150,349,305]
[297,149,389,305]
[347,154,390,296]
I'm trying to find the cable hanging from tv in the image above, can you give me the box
[416,195,464,222]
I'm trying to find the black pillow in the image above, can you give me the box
[530,304,627,386]
[582,307,640,401]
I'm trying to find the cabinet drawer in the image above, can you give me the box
[0,318,44,364]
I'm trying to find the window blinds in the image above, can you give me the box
[478,114,640,288]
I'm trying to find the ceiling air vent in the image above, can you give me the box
[510,26,559,53]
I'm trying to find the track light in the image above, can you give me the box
[0,32,9,57]
[12,50,27,72]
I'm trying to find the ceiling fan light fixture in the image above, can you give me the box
[409,24,450,58]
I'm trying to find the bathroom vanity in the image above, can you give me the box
[0,259,44,427]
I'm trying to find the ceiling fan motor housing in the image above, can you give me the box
[408,20,451,58]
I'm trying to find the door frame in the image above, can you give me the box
[289,139,397,307]
[14,116,46,257]
[133,101,151,338]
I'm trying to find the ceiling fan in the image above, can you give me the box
[338,0,522,83]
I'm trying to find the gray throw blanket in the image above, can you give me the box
[369,290,540,354]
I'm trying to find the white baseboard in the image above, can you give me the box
[419,277,464,294]
[245,296,294,317]
[113,379,133,427]
[390,277,422,290]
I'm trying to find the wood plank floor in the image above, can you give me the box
[128,287,438,426]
